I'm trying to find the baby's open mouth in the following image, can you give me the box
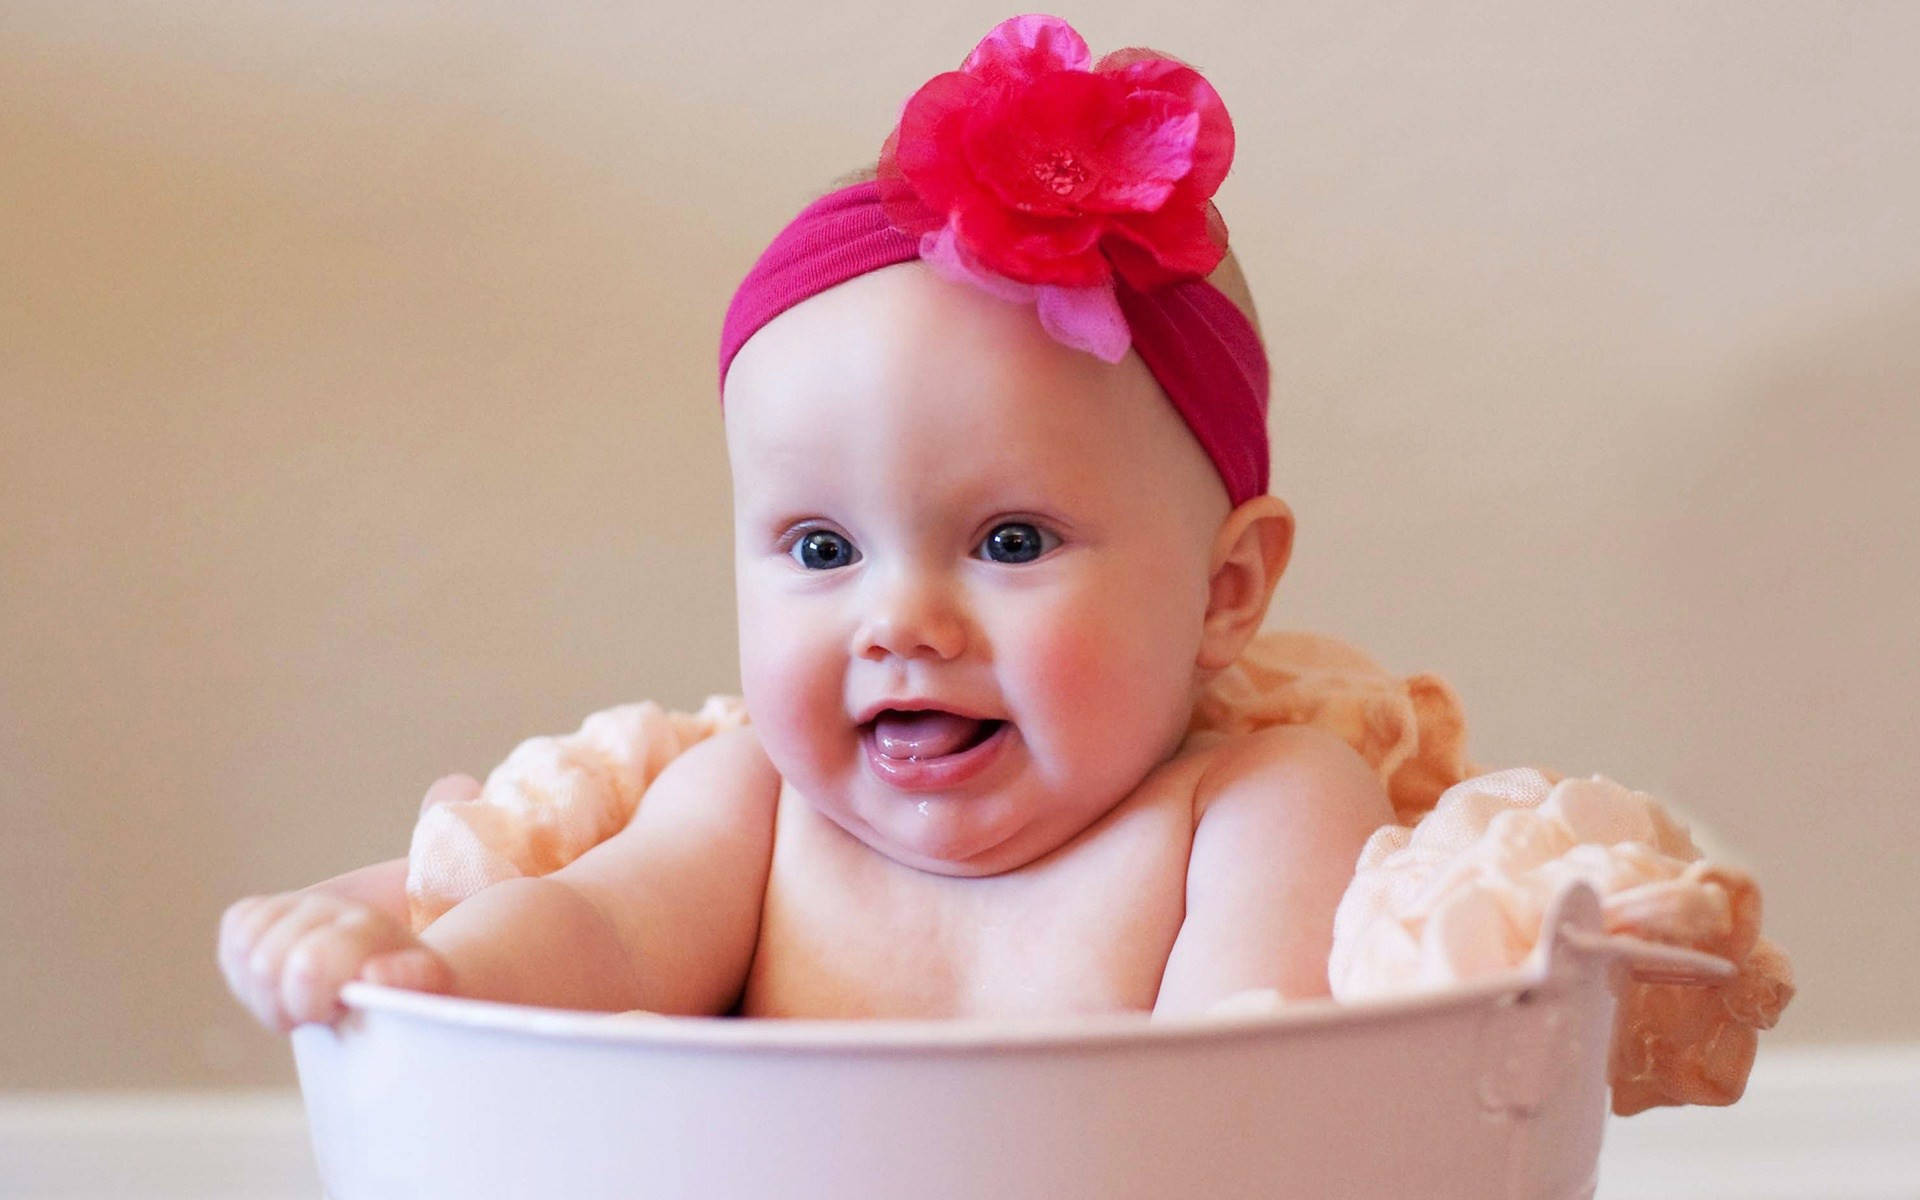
[864,709,1006,761]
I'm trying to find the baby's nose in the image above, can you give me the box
[854,570,968,662]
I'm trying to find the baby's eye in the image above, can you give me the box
[976,522,1057,564]
[791,529,860,571]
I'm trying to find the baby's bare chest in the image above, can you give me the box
[740,778,1200,1019]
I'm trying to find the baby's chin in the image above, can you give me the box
[836,789,1053,877]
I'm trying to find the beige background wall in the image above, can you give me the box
[4,2,1915,1089]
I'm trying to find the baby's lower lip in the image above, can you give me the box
[860,720,1011,792]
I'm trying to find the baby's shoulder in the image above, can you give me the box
[1184,723,1392,838]
[1152,727,1396,1010]
[627,722,782,834]
[562,722,782,910]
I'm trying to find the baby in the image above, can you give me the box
[218,14,1395,1031]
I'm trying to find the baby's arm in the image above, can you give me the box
[221,724,780,1028]
[414,724,781,1015]
[1154,725,1393,1017]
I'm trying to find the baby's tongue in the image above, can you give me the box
[871,710,984,760]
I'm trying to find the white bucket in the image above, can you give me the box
[292,883,1717,1199]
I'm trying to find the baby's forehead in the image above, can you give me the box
[722,262,1231,512]
[740,266,1086,385]
[725,375,1126,488]
[725,378,1226,534]
[727,266,1146,428]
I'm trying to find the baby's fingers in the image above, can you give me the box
[218,893,299,985]
[231,895,341,1030]
[359,946,455,996]
[218,897,281,1024]
[278,910,410,1028]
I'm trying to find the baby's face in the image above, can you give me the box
[724,263,1232,877]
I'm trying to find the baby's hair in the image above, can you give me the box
[820,166,1264,342]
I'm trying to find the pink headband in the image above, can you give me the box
[716,15,1271,507]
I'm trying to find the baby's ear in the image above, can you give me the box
[1197,495,1294,671]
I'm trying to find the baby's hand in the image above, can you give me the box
[218,890,452,1031]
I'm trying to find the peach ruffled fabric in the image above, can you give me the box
[402,629,1792,1113]
[1328,767,1795,1115]
[1185,630,1472,825]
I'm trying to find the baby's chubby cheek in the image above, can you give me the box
[735,616,844,766]
[1017,612,1194,779]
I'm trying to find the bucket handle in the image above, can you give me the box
[1558,928,1735,987]
[1539,881,1736,988]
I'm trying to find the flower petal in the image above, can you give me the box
[1101,189,1226,289]
[1097,56,1234,197]
[877,127,944,235]
[918,223,1036,304]
[953,192,1107,287]
[1083,90,1199,212]
[1035,283,1132,362]
[961,14,1092,86]
[891,71,991,218]
[1092,46,1189,73]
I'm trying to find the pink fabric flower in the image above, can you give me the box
[876,14,1235,362]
